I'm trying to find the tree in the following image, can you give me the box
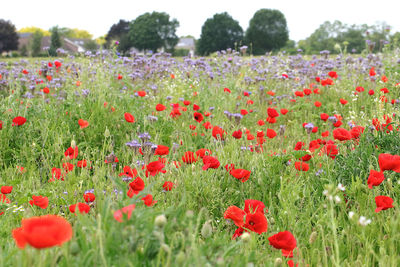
[245,9,288,55]
[49,26,62,56]
[58,28,93,39]
[18,27,50,36]
[30,30,43,57]
[84,39,98,52]
[105,20,132,53]
[129,12,179,53]
[0,19,19,53]
[196,12,243,56]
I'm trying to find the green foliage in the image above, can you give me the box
[245,9,288,55]
[196,12,243,56]
[30,30,43,57]
[18,27,50,36]
[129,12,179,53]
[83,40,98,52]
[105,20,130,50]
[0,19,19,53]
[49,26,62,56]
[58,28,93,39]
[173,48,189,57]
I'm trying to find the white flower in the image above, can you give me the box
[323,190,329,196]
[334,195,341,203]
[359,216,372,226]
[349,211,355,219]
[337,183,345,191]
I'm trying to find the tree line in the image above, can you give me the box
[1,10,400,56]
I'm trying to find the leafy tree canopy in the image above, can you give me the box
[196,12,243,56]
[245,9,289,55]
[0,19,19,53]
[19,27,50,36]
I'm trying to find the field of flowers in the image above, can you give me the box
[1,48,400,266]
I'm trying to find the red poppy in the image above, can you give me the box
[356,86,364,92]
[127,177,145,197]
[245,212,269,234]
[294,161,309,171]
[145,161,166,177]
[156,104,166,111]
[321,78,334,86]
[226,164,251,182]
[154,145,169,156]
[42,87,50,94]
[124,112,135,123]
[268,231,297,252]
[367,169,385,189]
[29,195,49,209]
[163,181,175,191]
[1,186,13,194]
[240,109,248,116]
[333,128,352,141]
[193,104,200,111]
[368,90,375,95]
[78,119,89,129]
[350,126,364,139]
[375,196,394,213]
[224,88,231,93]
[232,130,242,139]
[142,194,157,206]
[182,151,198,164]
[369,67,376,76]
[320,113,329,121]
[267,108,279,118]
[244,199,267,214]
[69,202,90,214]
[12,215,72,249]
[12,116,26,126]
[113,204,136,222]
[339,98,348,105]
[328,71,338,79]
[280,109,288,115]
[64,146,78,159]
[137,91,146,97]
[83,193,95,203]
[0,194,11,204]
[303,88,312,95]
[379,153,400,173]
[266,129,277,139]
[76,160,87,168]
[212,126,226,140]
[62,162,74,172]
[196,148,212,158]
[321,144,338,159]
[120,166,137,179]
[202,155,220,170]
[194,112,204,123]
[51,168,64,181]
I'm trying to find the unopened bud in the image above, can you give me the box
[155,214,167,228]
[274,258,283,266]
[71,140,76,149]
[241,232,251,243]
[309,231,317,244]
[104,128,110,138]
[201,220,213,238]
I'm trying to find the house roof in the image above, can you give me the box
[176,38,195,49]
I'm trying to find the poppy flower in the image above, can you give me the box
[145,161,166,177]
[155,145,170,156]
[12,215,72,249]
[127,177,145,198]
[119,166,137,178]
[379,153,400,173]
[83,193,95,203]
[77,160,87,168]
[142,194,157,207]
[29,195,49,209]
[226,164,251,182]
[280,109,288,115]
[64,146,78,159]
[224,88,231,93]
[1,186,13,194]
[193,104,200,111]
[367,169,385,189]
[294,161,309,171]
[12,116,26,126]
[113,204,136,222]
[224,206,246,227]
[182,151,198,164]
[232,130,242,139]
[137,91,146,97]
[0,194,11,204]
[202,155,220,170]
[51,168,64,181]
[375,196,394,212]
[78,119,89,129]
[339,98,348,105]
[328,71,338,79]
[124,112,135,123]
[314,101,321,107]
[62,162,74,172]
[203,121,212,129]
[350,126,364,139]
[69,202,90,214]
[267,108,279,118]
[321,144,338,159]
[212,126,226,140]
[156,104,166,111]
[303,88,312,95]
[163,181,175,191]
[369,67,376,76]
[194,112,204,123]
[196,148,211,158]
[257,120,265,126]
[333,128,352,141]
[266,129,277,139]
[244,199,267,214]
[268,231,297,252]
[245,212,269,234]
[368,90,375,95]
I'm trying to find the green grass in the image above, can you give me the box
[1,51,400,266]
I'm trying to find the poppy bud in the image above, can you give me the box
[161,244,170,253]
[71,140,76,149]
[155,214,167,228]
[241,232,251,243]
[309,231,317,244]
[104,128,110,138]
[274,258,283,266]
[176,251,186,264]
[70,242,80,255]
[201,220,213,238]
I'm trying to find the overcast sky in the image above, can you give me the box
[1,0,398,41]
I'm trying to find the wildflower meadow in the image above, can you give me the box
[1,48,400,266]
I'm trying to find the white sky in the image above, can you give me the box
[1,0,399,41]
